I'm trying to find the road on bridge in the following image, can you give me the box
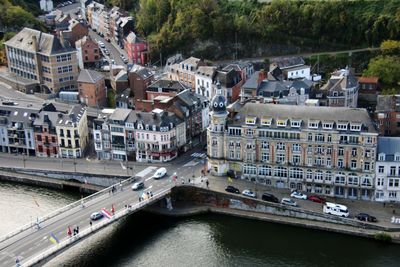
[0,152,207,267]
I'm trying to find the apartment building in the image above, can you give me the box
[4,28,79,94]
[375,95,400,136]
[56,105,88,158]
[168,57,206,89]
[77,69,106,108]
[93,108,186,162]
[0,100,38,155]
[375,137,400,202]
[33,111,60,157]
[75,36,101,69]
[207,95,378,200]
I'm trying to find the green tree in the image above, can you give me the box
[380,40,400,55]
[363,56,400,85]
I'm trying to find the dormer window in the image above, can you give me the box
[152,125,156,131]
[291,120,301,128]
[308,121,319,129]
[138,124,143,130]
[322,122,333,130]
[337,123,348,131]
[350,123,361,132]
[261,117,272,127]
[277,119,287,127]
[395,154,400,162]
[378,153,385,161]
[245,116,256,125]
[145,124,149,130]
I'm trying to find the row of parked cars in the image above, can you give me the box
[57,0,75,8]
[225,186,378,223]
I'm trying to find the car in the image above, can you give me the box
[308,195,326,203]
[281,198,297,207]
[356,213,378,222]
[152,167,167,179]
[261,193,279,203]
[104,50,110,56]
[120,54,125,59]
[111,59,115,65]
[227,170,236,179]
[105,37,111,42]
[131,181,144,190]
[242,189,256,198]
[90,212,104,221]
[123,58,128,64]
[290,191,307,200]
[225,185,240,194]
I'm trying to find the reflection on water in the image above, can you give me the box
[0,181,399,267]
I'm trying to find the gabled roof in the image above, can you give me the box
[321,68,358,92]
[129,65,153,79]
[77,69,104,83]
[5,27,74,55]
[358,76,379,84]
[125,32,146,44]
[115,70,128,81]
[196,66,216,77]
[147,79,187,92]
[242,71,260,90]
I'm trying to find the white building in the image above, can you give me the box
[195,66,216,99]
[269,57,311,80]
[375,137,400,202]
[40,0,53,12]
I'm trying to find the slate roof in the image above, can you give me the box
[321,68,359,92]
[126,110,183,129]
[5,27,74,55]
[270,56,305,69]
[229,103,377,133]
[129,65,153,79]
[109,108,131,122]
[55,105,86,127]
[33,111,60,128]
[196,66,216,77]
[125,32,146,44]
[242,71,260,90]
[77,69,104,83]
[115,70,128,81]
[377,137,400,161]
[147,79,187,92]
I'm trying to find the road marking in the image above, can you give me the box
[145,177,153,181]
[148,185,153,189]
[42,236,47,240]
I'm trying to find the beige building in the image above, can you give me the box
[207,96,378,200]
[167,57,205,89]
[56,105,88,158]
[4,28,79,94]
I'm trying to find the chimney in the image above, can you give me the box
[257,69,266,86]
[32,35,38,52]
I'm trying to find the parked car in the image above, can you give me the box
[131,181,144,190]
[105,37,111,42]
[356,213,378,222]
[227,170,236,179]
[261,193,279,203]
[90,212,104,221]
[225,185,240,194]
[308,195,326,203]
[242,189,256,198]
[103,49,110,55]
[281,198,297,207]
[123,58,128,64]
[152,167,167,179]
[290,191,307,200]
[111,59,115,65]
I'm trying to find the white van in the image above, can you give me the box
[152,167,167,179]
[323,202,349,217]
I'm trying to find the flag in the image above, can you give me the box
[101,208,113,219]
[32,196,40,207]
[111,204,115,214]
[67,227,72,236]
[228,177,233,183]
[49,233,59,244]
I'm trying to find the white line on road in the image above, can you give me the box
[145,177,153,182]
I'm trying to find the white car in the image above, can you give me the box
[152,167,167,179]
[131,181,144,190]
[281,198,297,207]
[242,189,256,198]
[90,212,104,221]
[290,191,307,200]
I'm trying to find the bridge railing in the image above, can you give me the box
[21,186,172,267]
[0,176,136,245]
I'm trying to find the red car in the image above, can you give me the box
[308,195,326,203]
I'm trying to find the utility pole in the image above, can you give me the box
[235,32,238,61]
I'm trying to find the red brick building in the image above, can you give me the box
[376,95,400,136]
[124,32,148,65]
[75,36,101,69]
[128,65,154,100]
[33,111,59,157]
[77,69,106,108]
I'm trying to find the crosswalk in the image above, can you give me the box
[191,152,206,158]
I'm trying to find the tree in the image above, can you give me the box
[363,56,400,85]
[380,40,400,55]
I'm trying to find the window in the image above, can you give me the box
[57,65,73,74]
[348,176,359,185]
[364,162,370,171]
[351,160,357,169]
[315,171,323,181]
[378,153,385,161]
[261,118,272,126]
[395,154,400,162]
[351,147,357,157]
[276,153,285,163]
[327,134,332,142]
[276,142,285,151]
[291,120,301,128]
[389,191,397,199]
[377,178,384,187]
[261,141,269,149]
[338,147,344,156]
[289,168,303,179]
[243,164,257,175]
[337,123,348,130]
[390,166,396,176]
[292,144,301,153]
[277,119,287,127]
[350,124,361,131]
[308,133,313,141]
[315,134,324,142]
[335,175,345,185]
[306,170,313,180]
[292,155,300,165]
[258,165,272,176]
[338,159,344,168]
[229,150,234,159]
[308,121,319,129]
[56,54,72,62]
[327,147,332,155]
[323,123,333,130]
[261,152,269,162]
[245,116,256,125]
[274,166,287,178]
[326,157,332,167]
[378,166,384,173]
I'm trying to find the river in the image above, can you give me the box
[1,181,400,267]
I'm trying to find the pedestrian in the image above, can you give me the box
[76,226,79,234]
[393,209,396,214]
[89,221,92,227]
[150,191,153,197]
[139,196,141,202]
[73,228,76,236]
[384,202,386,208]
[188,178,191,184]
[206,180,209,188]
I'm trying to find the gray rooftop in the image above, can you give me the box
[230,103,377,133]
[77,69,104,83]
[109,108,131,122]
[242,71,260,90]
[378,137,400,161]
[5,27,74,55]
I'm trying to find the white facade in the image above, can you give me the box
[40,0,53,12]
[285,66,311,80]
[195,73,213,99]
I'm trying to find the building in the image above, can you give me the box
[40,0,53,12]
[213,69,243,103]
[112,70,128,93]
[56,105,88,158]
[75,36,101,69]
[223,61,254,83]
[128,65,154,100]
[60,19,88,48]
[77,69,106,108]
[0,100,38,155]
[116,17,135,48]
[375,137,400,202]
[358,76,380,108]
[269,57,311,80]
[33,111,60,157]
[207,97,378,200]
[124,32,148,65]
[116,88,133,109]
[195,66,216,99]
[146,79,187,100]
[4,28,79,94]
[167,57,206,89]
[375,95,400,136]
[319,68,359,108]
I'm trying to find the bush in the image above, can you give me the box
[374,232,392,243]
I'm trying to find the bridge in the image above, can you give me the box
[0,159,206,267]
